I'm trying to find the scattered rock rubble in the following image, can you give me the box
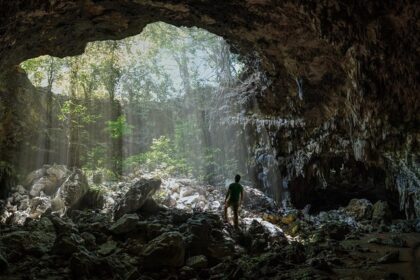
[0,166,419,279]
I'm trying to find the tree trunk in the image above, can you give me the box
[110,100,123,175]
[43,58,56,165]
[67,57,81,168]
[43,87,53,164]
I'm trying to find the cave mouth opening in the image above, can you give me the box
[18,21,253,188]
[4,22,290,234]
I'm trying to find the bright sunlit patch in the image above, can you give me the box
[18,22,247,184]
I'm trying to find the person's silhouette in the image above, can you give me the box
[224,174,244,229]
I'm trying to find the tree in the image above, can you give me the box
[65,56,83,168]
[21,56,63,164]
[20,22,245,183]
[58,100,96,168]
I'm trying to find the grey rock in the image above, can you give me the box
[25,167,46,186]
[50,215,78,234]
[180,266,196,279]
[70,250,102,278]
[251,238,268,253]
[98,240,117,256]
[368,237,382,244]
[81,232,97,249]
[30,176,57,197]
[114,177,161,219]
[307,257,331,271]
[186,255,208,269]
[372,201,392,224]
[17,197,30,210]
[141,231,185,268]
[46,164,69,180]
[140,198,161,214]
[377,251,399,264]
[345,199,373,221]
[185,217,211,255]
[171,210,191,224]
[16,185,26,195]
[207,241,234,261]
[30,196,51,218]
[135,221,166,241]
[26,165,69,197]
[110,213,139,235]
[10,210,29,225]
[53,233,85,256]
[0,225,56,256]
[51,169,89,215]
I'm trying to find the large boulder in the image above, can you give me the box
[185,216,212,255]
[29,176,58,197]
[109,213,139,235]
[53,233,85,256]
[141,231,185,269]
[377,251,399,264]
[25,168,45,186]
[243,186,276,211]
[51,169,89,215]
[0,217,56,257]
[372,201,392,224]
[319,222,350,241]
[29,196,52,219]
[186,255,208,269]
[70,250,103,278]
[345,199,373,221]
[26,165,70,196]
[114,177,161,219]
[140,198,162,214]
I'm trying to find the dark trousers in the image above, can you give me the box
[224,200,239,228]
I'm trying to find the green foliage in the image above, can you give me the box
[105,115,133,139]
[197,148,239,182]
[123,133,239,183]
[124,136,190,176]
[83,146,107,170]
[20,56,63,88]
[83,167,119,183]
[58,100,97,126]
[19,22,245,183]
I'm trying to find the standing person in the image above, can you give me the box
[224,174,244,229]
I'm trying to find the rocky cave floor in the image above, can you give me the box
[0,165,419,280]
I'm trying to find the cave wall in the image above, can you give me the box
[0,0,418,217]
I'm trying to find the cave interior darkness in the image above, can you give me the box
[0,1,419,279]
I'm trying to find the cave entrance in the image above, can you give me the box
[19,22,250,187]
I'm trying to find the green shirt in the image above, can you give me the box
[227,182,243,202]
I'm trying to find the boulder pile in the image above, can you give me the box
[0,167,419,279]
[1,165,90,224]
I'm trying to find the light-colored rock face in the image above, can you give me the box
[0,1,418,216]
[26,165,70,197]
[53,169,89,212]
[345,199,373,221]
[1,166,92,224]
[113,177,162,219]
